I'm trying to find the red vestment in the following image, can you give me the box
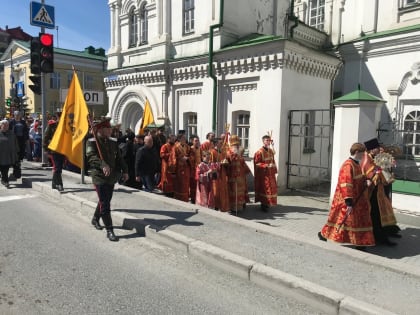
[170,142,190,202]
[226,147,251,211]
[253,146,277,206]
[189,146,201,203]
[157,142,175,193]
[321,158,375,246]
[195,161,216,208]
[361,152,398,228]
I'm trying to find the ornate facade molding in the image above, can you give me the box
[105,45,339,89]
[229,83,257,92]
[177,88,202,96]
[112,92,145,122]
[172,65,208,81]
[105,69,165,88]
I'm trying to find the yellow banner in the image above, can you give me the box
[48,72,89,169]
[138,98,154,135]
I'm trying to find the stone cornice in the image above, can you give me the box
[105,69,166,87]
[338,32,420,59]
[105,44,340,88]
[177,88,202,96]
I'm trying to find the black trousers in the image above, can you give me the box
[0,165,10,182]
[93,183,115,229]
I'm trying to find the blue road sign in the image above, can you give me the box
[16,82,24,97]
[30,1,55,29]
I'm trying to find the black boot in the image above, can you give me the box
[318,232,327,241]
[91,205,103,230]
[52,172,58,189]
[56,173,64,192]
[106,229,119,242]
[91,217,103,230]
[102,214,118,242]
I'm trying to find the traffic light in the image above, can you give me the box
[6,98,12,107]
[29,75,42,95]
[30,36,41,74]
[39,33,54,73]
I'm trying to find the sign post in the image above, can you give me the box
[30,1,55,166]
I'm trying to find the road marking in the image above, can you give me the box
[0,195,37,203]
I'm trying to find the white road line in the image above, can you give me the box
[0,195,37,203]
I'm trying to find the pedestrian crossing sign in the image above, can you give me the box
[30,1,55,29]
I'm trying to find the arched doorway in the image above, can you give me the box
[121,102,143,134]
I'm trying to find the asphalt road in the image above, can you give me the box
[0,186,322,315]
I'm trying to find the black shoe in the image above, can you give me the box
[318,232,327,242]
[56,184,64,192]
[380,238,397,246]
[389,233,402,239]
[106,230,119,242]
[91,217,103,230]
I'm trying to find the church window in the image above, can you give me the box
[403,110,420,156]
[233,111,250,157]
[129,7,138,47]
[140,3,148,45]
[309,0,325,31]
[183,0,195,34]
[185,112,197,139]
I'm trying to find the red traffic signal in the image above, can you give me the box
[39,33,54,73]
[40,33,53,46]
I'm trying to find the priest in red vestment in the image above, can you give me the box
[157,134,176,197]
[319,142,375,248]
[254,135,277,212]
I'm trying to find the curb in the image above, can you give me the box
[24,178,397,315]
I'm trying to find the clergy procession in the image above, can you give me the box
[0,71,402,247]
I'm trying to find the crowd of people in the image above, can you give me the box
[2,111,401,247]
[111,126,278,216]
[80,120,279,241]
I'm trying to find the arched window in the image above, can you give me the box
[403,110,420,156]
[129,7,138,47]
[140,2,148,45]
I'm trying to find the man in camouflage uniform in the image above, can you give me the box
[86,117,128,242]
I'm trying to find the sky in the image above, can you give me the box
[0,0,110,51]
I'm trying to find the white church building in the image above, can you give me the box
[105,0,420,212]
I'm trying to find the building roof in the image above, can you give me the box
[5,40,107,62]
[0,26,32,41]
[331,87,385,104]
[339,23,420,46]
[221,33,283,51]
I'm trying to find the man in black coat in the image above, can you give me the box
[135,135,160,192]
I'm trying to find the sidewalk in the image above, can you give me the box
[18,161,420,314]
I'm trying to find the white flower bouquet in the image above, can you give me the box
[374,152,396,184]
